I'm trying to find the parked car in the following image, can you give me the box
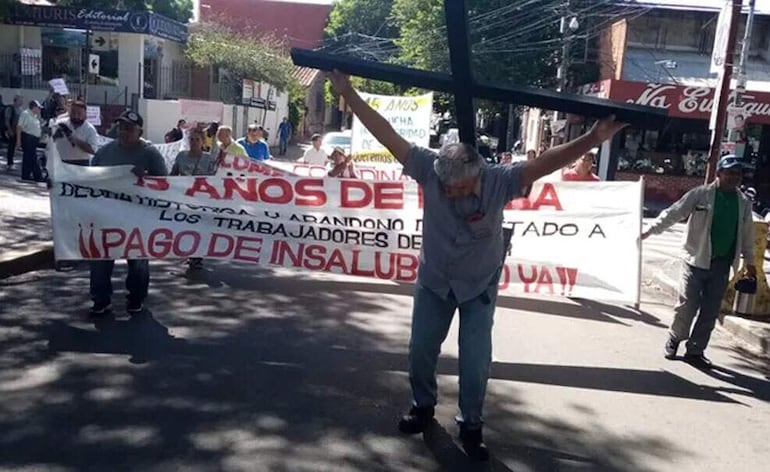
[321,130,352,157]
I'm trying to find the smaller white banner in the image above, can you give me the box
[351,92,432,160]
[49,78,69,96]
[87,106,101,126]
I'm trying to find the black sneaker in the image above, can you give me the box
[664,337,680,359]
[89,300,112,316]
[684,353,713,369]
[459,424,490,461]
[126,299,144,314]
[397,405,434,434]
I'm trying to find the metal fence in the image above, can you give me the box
[0,53,83,97]
[145,60,192,100]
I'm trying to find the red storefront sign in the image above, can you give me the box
[585,79,770,125]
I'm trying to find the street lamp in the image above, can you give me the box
[568,17,579,33]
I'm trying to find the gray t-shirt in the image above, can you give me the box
[171,151,215,176]
[405,146,524,303]
[91,139,168,176]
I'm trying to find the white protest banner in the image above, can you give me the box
[351,92,432,160]
[47,134,187,182]
[216,154,408,181]
[154,135,189,171]
[51,154,642,303]
[87,106,101,126]
[49,78,69,96]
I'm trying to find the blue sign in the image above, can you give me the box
[6,4,188,43]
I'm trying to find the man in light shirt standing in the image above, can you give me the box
[299,133,328,165]
[16,100,44,182]
[52,101,98,166]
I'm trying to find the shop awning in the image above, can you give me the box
[579,78,770,125]
[5,3,188,43]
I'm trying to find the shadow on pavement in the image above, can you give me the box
[0,262,691,471]
[687,362,770,403]
[715,343,770,380]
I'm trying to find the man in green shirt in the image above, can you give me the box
[642,155,756,368]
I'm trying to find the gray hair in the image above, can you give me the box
[433,143,484,184]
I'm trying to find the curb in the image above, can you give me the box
[0,244,55,280]
[720,316,770,356]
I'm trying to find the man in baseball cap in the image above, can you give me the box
[642,154,755,368]
[88,109,167,317]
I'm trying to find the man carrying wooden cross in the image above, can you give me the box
[329,71,627,461]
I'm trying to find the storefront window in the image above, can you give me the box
[40,29,119,85]
[618,119,712,177]
[42,29,84,81]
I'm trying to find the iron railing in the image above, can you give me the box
[144,60,193,100]
[0,53,83,97]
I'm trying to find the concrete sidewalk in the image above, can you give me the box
[0,168,54,278]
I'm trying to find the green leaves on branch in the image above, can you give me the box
[185,23,297,92]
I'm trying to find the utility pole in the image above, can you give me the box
[705,0,742,183]
[552,2,578,146]
[735,0,755,111]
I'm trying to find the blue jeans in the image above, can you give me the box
[279,136,288,155]
[408,273,500,428]
[90,260,150,304]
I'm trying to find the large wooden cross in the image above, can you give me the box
[291,0,667,148]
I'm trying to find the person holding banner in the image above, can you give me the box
[642,155,756,369]
[216,126,247,161]
[327,146,358,179]
[171,128,216,270]
[51,101,98,166]
[237,124,270,161]
[329,70,626,461]
[88,110,168,316]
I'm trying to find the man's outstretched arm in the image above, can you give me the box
[329,70,410,165]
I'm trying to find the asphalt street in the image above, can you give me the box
[1,260,768,471]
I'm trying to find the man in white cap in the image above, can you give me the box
[562,147,600,181]
[642,154,756,368]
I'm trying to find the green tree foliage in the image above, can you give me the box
[390,0,605,114]
[186,22,302,128]
[324,0,400,99]
[185,22,296,94]
[325,0,398,48]
[391,0,449,73]
[57,0,194,24]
